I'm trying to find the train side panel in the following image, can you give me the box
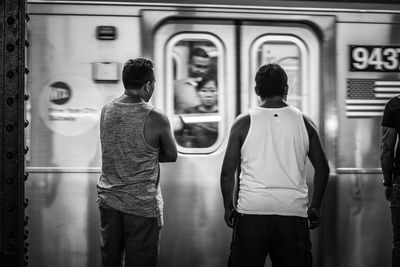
[26,9,142,267]
[25,2,400,267]
[331,17,400,266]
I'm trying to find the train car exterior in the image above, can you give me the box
[25,0,400,266]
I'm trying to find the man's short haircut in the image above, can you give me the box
[196,74,218,92]
[190,47,210,60]
[255,63,288,98]
[122,58,154,89]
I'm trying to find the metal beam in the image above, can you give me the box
[0,0,29,266]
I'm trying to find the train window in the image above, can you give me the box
[250,35,308,112]
[165,33,224,153]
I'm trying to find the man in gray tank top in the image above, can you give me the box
[97,58,177,267]
[220,63,330,267]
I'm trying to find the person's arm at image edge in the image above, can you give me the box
[381,126,397,201]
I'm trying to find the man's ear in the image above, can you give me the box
[144,81,150,92]
[284,84,289,94]
[254,85,260,96]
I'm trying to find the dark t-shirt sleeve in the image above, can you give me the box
[382,99,396,128]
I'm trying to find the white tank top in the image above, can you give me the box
[236,105,310,217]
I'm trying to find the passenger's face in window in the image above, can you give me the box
[189,56,211,78]
[198,80,217,108]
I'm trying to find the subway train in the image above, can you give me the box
[25,0,400,266]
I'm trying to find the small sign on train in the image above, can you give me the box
[39,75,103,136]
[350,45,400,72]
[92,62,120,82]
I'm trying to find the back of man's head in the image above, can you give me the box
[122,58,154,90]
[255,63,288,98]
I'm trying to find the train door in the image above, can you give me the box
[152,19,321,267]
[239,22,321,266]
[153,20,237,267]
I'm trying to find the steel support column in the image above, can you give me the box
[0,0,29,266]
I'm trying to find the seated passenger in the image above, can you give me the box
[175,74,218,148]
[174,47,212,113]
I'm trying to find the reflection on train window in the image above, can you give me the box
[167,37,222,151]
[254,39,303,110]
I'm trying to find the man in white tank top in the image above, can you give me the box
[220,63,330,267]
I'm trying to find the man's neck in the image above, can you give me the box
[259,96,288,108]
[117,90,145,103]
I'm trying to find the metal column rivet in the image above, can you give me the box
[7,98,14,105]
[6,44,15,52]
[7,71,14,78]
[6,124,14,132]
[7,16,15,25]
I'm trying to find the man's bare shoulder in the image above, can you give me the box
[231,113,250,136]
[147,107,169,127]
[302,114,318,138]
[234,113,250,125]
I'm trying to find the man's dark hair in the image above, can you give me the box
[196,74,218,92]
[122,58,154,89]
[190,47,210,60]
[255,63,288,98]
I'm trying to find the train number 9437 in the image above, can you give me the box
[350,45,400,72]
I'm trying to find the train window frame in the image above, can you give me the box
[250,35,311,115]
[165,33,225,154]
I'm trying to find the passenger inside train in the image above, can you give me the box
[174,74,219,148]
[173,46,212,113]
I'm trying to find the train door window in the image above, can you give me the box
[165,33,225,154]
[250,35,310,114]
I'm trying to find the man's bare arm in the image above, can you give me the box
[303,116,330,210]
[147,109,177,163]
[159,113,177,162]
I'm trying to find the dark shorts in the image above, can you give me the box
[99,206,161,267]
[228,213,312,267]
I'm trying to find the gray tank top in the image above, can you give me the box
[97,100,163,225]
